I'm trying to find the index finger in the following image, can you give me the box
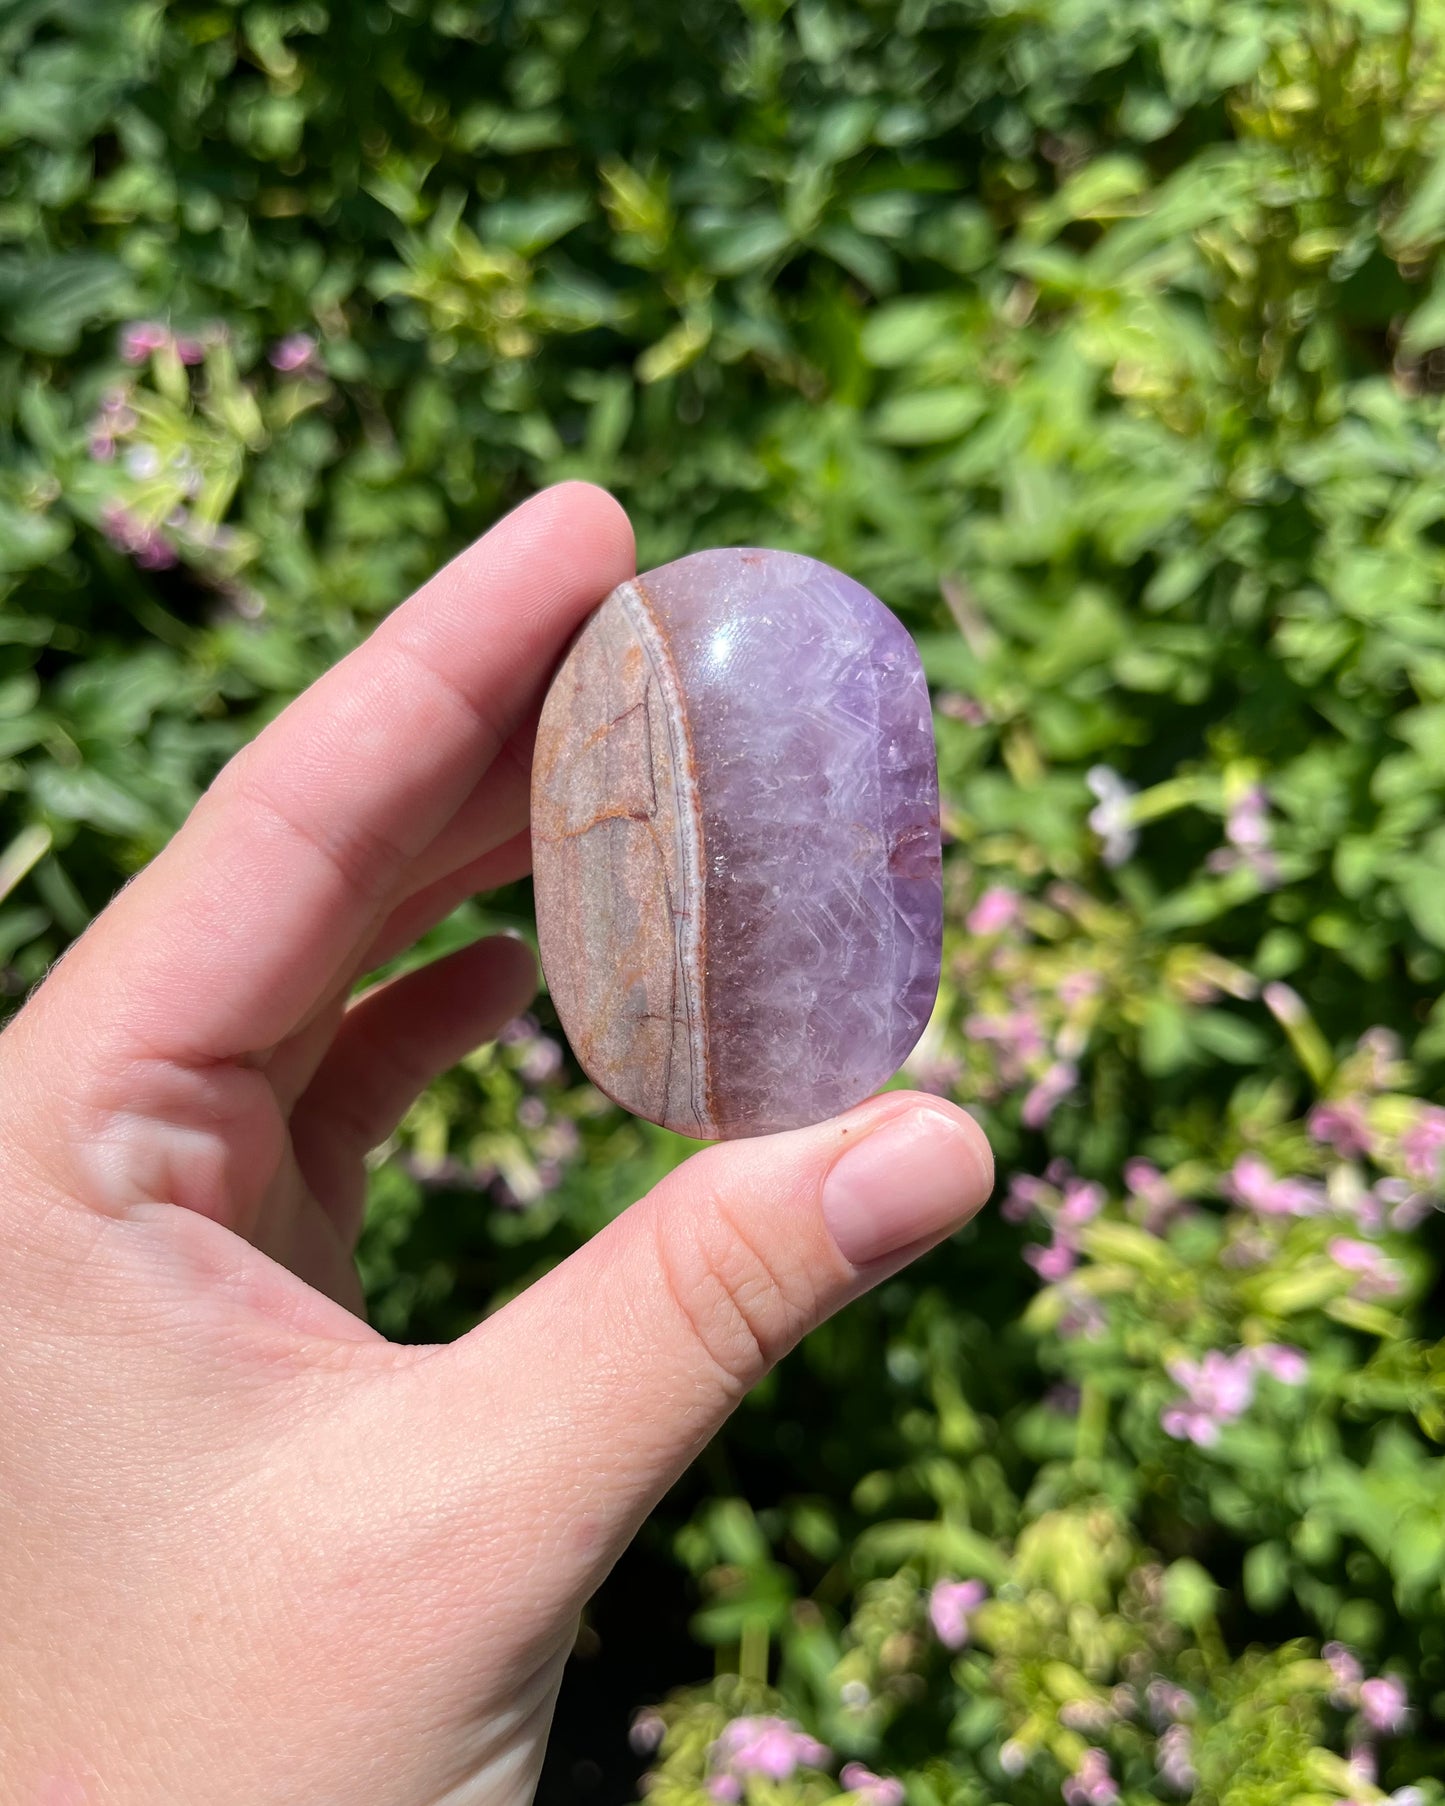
[48,482,634,1070]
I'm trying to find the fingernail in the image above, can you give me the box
[822,1107,990,1269]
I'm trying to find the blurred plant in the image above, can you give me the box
[8,0,1445,1799]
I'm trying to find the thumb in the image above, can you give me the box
[381,1093,991,1638]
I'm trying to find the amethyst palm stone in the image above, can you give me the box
[531,548,942,1140]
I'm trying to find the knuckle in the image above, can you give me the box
[649,1174,821,1397]
[389,634,506,759]
[304,1022,423,1155]
[221,760,406,914]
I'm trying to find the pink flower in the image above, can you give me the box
[840,1763,906,1806]
[1227,785,1271,852]
[938,692,987,724]
[1262,980,1307,1026]
[999,1740,1028,1777]
[539,1118,580,1161]
[1247,1343,1309,1385]
[1351,1181,1388,1234]
[1055,1178,1102,1227]
[1007,1164,1101,1240]
[1024,1236,1077,1282]
[517,1035,563,1083]
[119,320,170,363]
[965,1008,1047,1077]
[1159,1406,1214,1446]
[1157,1723,1197,1792]
[738,1728,800,1778]
[1086,766,1137,867]
[1062,1748,1119,1806]
[707,1778,741,1803]
[1357,1026,1402,1080]
[269,330,319,373]
[629,1709,665,1754]
[135,539,177,571]
[1022,1060,1078,1128]
[100,500,177,570]
[1360,1675,1409,1735]
[1401,1105,1445,1186]
[173,334,205,364]
[1324,1641,1364,1704]
[1124,1158,1183,1233]
[967,886,1022,936]
[1328,1237,1402,1300]
[1124,1158,1164,1193]
[1145,1680,1195,1726]
[1060,1699,1114,1734]
[1226,1154,1325,1218]
[1348,1743,1377,1786]
[709,1717,829,1786]
[1208,785,1279,886]
[1003,1173,1053,1222]
[1309,1098,1373,1158]
[1161,1350,1256,1444]
[97,385,137,429]
[1374,1177,1433,1230]
[1176,1352,1256,1415]
[1018,1163,1105,1278]
[903,1048,964,1096]
[1058,969,1103,1007]
[929,1577,987,1648]
[90,389,137,461]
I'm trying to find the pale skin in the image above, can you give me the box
[0,483,993,1806]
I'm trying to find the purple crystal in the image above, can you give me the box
[531,547,942,1139]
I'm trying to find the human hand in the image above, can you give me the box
[0,483,993,1806]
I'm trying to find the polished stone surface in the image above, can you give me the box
[531,548,941,1139]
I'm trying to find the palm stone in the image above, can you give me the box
[530,548,942,1140]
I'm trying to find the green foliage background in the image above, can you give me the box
[7,1,1445,1801]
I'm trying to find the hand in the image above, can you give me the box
[0,483,993,1806]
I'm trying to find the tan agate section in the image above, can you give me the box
[530,579,715,1138]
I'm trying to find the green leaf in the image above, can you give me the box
[914,632,980,689]
[1392,145,1445,252]
[1140,997,1194,1074]
[476,193,591,254]
[873,387,984,445]
[0,496,70,572]
[1021,154,1148,242]
[28,764,155,836]
[693,212,794,275]
[1244,1541,1290,1611]
[0,250,133,352]
[813,222,897,293]
[1389,1508,1445,1593]
[1192,1009,1271,1063]
[860,298,960,368]
[1162,1559,1219,1629]
[1399,827,1445,946]
[1398,268,1445,355]
[1396,702,1445,775]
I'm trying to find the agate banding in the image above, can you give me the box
[530,547,942,1140]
